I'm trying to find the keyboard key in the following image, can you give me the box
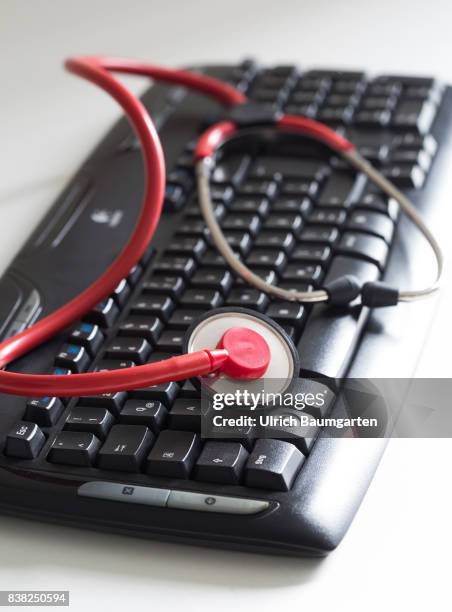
[235,268,278,286]
[190,269,233,294]
[168,309,202,329]
[264,213,303,232]
[266,301,306,326]
[131,295,174,322]
[272,197,312,216]
[250,157,329,181]
[210,184,234,203]
[168,398,202,432]
[85,298,119,328]
[55,344,90,373]
[5,422,46,459]
[175,219,207,236]
[347,210,394,243]
[354,109,391,126]
[142,275,185,299]
[395,132,437,155]
[127,264,142,286]
[164,183,185,211]
[25,397,64,427]
[226,288,270,312]
[195,442,249,484]
[94,360,135,372]
[166,237,207,261]
[291,245,331,263]
[392,99,437,134]
[223,231,252,256]
[153,256,196,279]
[238,179,279,198]
[130,381,179,407]
[229,197,270,216]
[202,249,240,267]
[97,425,154,472]
[308,208,346,226]
[119,399,167,432]
[390,149,432,173]
[179,288,224,309]
[49,431,101,466]
[281,180,318,198]
[338,232,389,269]
[282,264,323,283]
[118,316,163,344]
[78,392,127,417]
[179,379,199,399]
[245,439,305,491]
[382,164,425,189]
[254,230,295,253]
[146,430,201,478]
[246,249,287,272]
[222,213,261,236]
[318,170,364,207]
[211,154,251,185]
[69,323,104,356]
[298,226,339,244]
[65,407,115,440]
[155,330,185,352]
[111,278,131,307]
[105,337,151,364]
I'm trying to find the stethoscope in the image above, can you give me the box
[0,56,443,398]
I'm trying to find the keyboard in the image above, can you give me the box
[0,60,450,556]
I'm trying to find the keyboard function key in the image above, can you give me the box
[25,397,64,427]
[69,323,103,356]
[55,344,90,373]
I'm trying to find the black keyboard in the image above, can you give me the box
[0,61,450,556]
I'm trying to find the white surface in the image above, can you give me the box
[1,1,452,610]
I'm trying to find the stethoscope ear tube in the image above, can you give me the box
[196,115,443,307]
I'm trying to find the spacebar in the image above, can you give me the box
[297,256,380,378]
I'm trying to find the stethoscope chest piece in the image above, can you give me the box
[183,307,300,396]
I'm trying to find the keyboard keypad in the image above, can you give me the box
[5,62,444,499]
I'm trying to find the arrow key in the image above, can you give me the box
[195,442,249,484]
[48,431,101,466]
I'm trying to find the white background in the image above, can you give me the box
[0,1,451,610]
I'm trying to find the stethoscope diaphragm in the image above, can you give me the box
[183,307,300,396]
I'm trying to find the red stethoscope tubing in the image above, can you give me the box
[0,56,354,397]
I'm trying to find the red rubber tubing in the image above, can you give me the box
[194,113,355,159]
[0,56,242,396]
